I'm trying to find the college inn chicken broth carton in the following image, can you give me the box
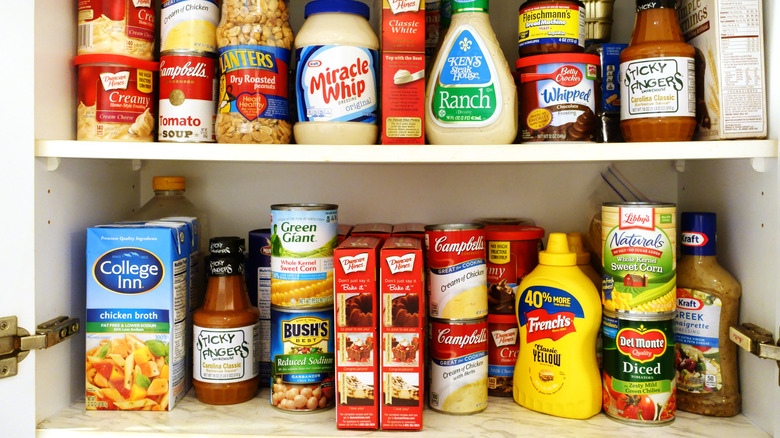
[86,221,192,411]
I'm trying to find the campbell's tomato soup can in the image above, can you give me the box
[428,318,488,414]
[161,0,220,54]
[487,314,519,397]
[424,224,487,321]
[158,53,217,142]
[485,225,545,315]
[77,0,155,61]
[75,54,158,141]
[516,53,599,142]
[602,310,676,425]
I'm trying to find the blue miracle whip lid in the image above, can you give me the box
[680,212,717,256]
[305,0,370,20]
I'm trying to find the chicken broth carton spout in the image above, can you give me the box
[85,222,191,411]
[381,0,426,144]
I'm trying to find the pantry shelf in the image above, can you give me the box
[36,389,769,438]
[34,139,777,164]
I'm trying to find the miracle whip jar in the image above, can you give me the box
[294,0,380,144]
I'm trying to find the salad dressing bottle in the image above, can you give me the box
[513,233,602,419]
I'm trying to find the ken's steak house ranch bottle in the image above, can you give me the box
[619,0,695,142]
[425,0,518,144]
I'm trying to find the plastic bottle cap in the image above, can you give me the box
[304,0,370,20]
[566,232,591,265]
[539,233,576,266]
[153,176,186,191]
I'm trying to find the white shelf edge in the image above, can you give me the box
[34,139,778,164]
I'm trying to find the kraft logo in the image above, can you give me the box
[308,60,322,68]
[681,231,708,247]
[677,297,703,310]
[94,248,164,294]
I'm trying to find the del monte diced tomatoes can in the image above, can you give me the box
[602,310,676,425]
[424,224,488,320]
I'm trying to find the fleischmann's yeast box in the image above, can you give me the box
[86,222,191,411]
[334,235,382,429]
[380,236,424,430]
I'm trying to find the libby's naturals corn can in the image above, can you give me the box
[270,204,338,308]
[601,202,676,313]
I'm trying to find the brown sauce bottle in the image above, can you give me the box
[675,213,741,416]
[193,237,260,405]
[620,0,696,142]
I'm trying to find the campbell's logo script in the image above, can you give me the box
[160,60,210,80]
[619,207,654,231]
[339,252,369,274]
[282,316,329,346]
[617,326,667,363]
[436,327,487,349]
[99,71,131,91]
[491,328,518,347]
[677,297,704,311]
[94,248,164,294]
[433,235,485,255]
[681,231,708,247]
[524,308,576,342]
[386,253,416,274]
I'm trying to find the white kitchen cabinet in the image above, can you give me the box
[0,0,777,437]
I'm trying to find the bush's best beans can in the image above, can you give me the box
[601,202,677,313]
[270,306,335,411]
[424,224,487,320]
[602,310,676,425]
[158,53,217,142]
[270,204,338,308]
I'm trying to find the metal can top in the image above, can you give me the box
[424,223,485,232]
[602,201,676,209]
[271,203,338,211]
[602,309,676,321]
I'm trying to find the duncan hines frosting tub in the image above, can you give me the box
[75,54,158,141]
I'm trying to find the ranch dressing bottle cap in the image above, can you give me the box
[680,212,717,256]
[452,0,489,13]
[539,233,577,266]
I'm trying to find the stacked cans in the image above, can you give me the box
[158,0,220,142]
[247,229,273,387]
[424,224,489,414]
[600,202,677,424]
[269,204,338,412]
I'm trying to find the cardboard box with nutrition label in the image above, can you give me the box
[380,236,425,430]
[382,0,426,144]
[334,235,382,429]
[677,0,767,140]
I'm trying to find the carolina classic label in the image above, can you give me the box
[674,288,723,393]
[295,45,379,124]
[217,45,291,122]
[620,56,695,120]
[429,25,502,127]
[194,324,259,383]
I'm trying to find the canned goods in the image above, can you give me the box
[270,204,338,308]
[428,318,488,414]
[487,314,519,397]
[518,0,586,57]
[248,229,273,387]
[602,310,676,424]
[270,306,335,411]
[161,0,220,54]
[424,224,487,320]
[601,202,677,313]
[485,225,545,314]
[158,53,217,142]
[77,0,155,60]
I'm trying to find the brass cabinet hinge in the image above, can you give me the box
[730,323,780,385]
[0,316,80,380]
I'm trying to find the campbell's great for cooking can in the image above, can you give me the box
[158,52,217,142]
[424,224,487,320]
[160,0,220,54]
[428,318,488,414]
[602,310,676,425]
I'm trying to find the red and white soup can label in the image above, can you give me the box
[428,319,488,414]
[158,53,217,142]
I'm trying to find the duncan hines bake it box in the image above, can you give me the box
[86,222,191,411]
[334,235,382,429]
[382,0,426,144]
[677,0,767,140]
[380,236,424,430]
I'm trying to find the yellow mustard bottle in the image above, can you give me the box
[513,233,602,419]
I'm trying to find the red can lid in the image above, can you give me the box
[74,54,159,71]
[488,313,518,324]
[516,53,600,69]
[485,225,545,241]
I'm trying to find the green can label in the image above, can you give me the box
[602,313,676,423]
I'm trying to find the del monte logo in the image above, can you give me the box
[617,325,667,363]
